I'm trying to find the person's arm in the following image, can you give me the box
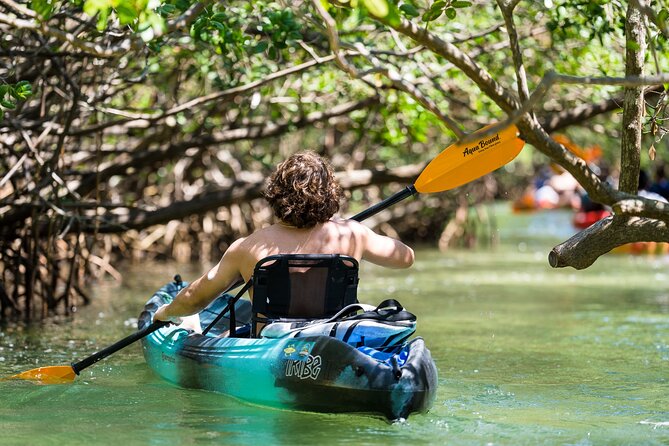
[154,239,245,322]
[357,223,414,269]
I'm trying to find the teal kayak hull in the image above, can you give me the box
[139,281,438,420]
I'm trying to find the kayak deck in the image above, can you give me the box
[139,280,438,420]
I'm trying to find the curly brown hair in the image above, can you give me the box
[264,151,343,228]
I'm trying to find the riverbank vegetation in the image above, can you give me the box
[1,0,668,320]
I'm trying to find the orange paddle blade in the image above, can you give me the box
[415,124,525,193]
[7,365,76,384]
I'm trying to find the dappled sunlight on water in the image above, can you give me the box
[2,207,669,444]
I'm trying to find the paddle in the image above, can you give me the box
[6,274,249,384]
[5,320,172,384]
[352,124,525,221]
[6,123,524,385]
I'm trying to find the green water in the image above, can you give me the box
[2,209,669,445]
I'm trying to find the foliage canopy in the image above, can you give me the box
[1,0,668,318]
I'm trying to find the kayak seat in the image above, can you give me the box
[251,254,359,337]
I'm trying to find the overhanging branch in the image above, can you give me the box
[549,215,669,269]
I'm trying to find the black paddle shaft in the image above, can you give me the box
[350,185,417,222]
[71,320,170,375]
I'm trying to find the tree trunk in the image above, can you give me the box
[618,2,646,194]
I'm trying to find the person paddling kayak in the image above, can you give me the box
[153,151,414,328]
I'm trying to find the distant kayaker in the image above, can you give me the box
[153,151,414,330]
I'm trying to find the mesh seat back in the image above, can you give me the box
[252,254,359,324]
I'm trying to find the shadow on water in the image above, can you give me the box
[2,205,669,445]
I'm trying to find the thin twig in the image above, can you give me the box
[0,153,27,188]
[496,0,530,103]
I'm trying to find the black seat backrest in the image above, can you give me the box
[251,254,359,335]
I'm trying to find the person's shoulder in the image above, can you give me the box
[225,236,249,256]
[327,217,369,238]
[328,217,359,229]
[231,225,280,252]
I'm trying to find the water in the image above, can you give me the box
[2,208,669,445]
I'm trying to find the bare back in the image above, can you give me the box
[154,218,414,321]
[235,219,366,282]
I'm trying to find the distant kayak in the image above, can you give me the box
[139,280,438,420]
[612,241,669,255]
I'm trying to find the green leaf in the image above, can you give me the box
[399,3,419,17]
[0,108,4,120]
[191,18,205,38]
[14,82,33,100]
[0,99,16,109]
[445,6,456,19]
[83,0,110,16]
[452,1,472,8]
[363,0,389,17]
[211,21,227,31]
[174,0,189,11]
[134,0,147,12]
[30,0,54,20]
[252,41,269,54]
[658,8,668,24]
[0,85,9,98]
[96,8,109,30]
[157,4,176,15]
[422,7,443,21]
[116,3,138,25]
[83,0,112,29]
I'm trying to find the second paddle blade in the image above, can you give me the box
[415,124,525,193]
[8,365,76,384]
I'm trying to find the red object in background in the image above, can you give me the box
[572,210,611,229]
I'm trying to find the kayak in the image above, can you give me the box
[138,279,438,420]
